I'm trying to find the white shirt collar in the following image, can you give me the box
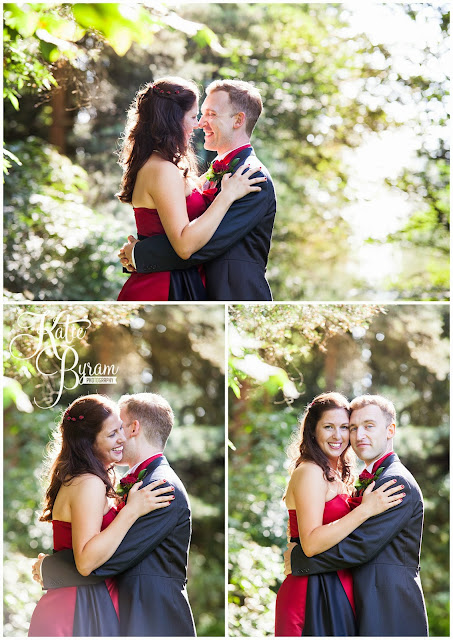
[128,452,163,474]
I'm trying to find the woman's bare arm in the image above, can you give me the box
[290,463,404,557]
[70,476,173,575]
[144,160,264,259]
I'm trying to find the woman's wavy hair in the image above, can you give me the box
[40,395,118,522]
[287,392,355,485]
[116,76,200,204]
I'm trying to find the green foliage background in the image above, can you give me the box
[228,303,449,636]
[3,2,450,301]
[4,304,225,637]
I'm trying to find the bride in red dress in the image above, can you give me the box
[28,395,173,637]
[116,77,265,301]
[275,392,404,636]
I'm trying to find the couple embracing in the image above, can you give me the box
[276,393,428,637]
[116,77,276,302]
[29,393,195,637]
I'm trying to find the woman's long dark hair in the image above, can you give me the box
[40,395,118,522]
[287,392,355,485]
[116,76,200,204]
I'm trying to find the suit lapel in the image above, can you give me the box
[380,452,399,471]
[142,454,168,480]
[230,146,255,172]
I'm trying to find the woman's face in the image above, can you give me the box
[93,410,126,467]
[183,100,199,143]
[314,407,350,465]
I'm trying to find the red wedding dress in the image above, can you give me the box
[117,189,212,301]
[275,494,356,636]
[29,508,119,637]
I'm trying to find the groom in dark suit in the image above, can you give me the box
[37,393,195,637]
[119,79,277,301]
[287,395,429,636]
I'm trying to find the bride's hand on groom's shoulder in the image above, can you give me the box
[31,553,48,587]
[220,164,266,202]
[361,478,405,518]
[126,479,175,519]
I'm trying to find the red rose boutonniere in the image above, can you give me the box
[354,465,385,495]
[205,157,240,183]
[116,468,148,500]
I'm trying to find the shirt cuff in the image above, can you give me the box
[39,556,45,582]
[131,244,137,269]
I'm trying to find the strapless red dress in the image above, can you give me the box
[117,189,210,301]
[28,508,119,637]
[275,494,356,636]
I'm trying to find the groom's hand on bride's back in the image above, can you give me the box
[32,552,48,587]
[119,235,138,272]
[283,542,297,575]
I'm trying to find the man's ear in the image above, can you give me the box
[233,111,246,129]
[128,419,140,436]
[387,422,396,439]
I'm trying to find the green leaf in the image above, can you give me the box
[3,4,40,37]
[230,379,241,399]
[6,91,19,111]
[39,40,60,63]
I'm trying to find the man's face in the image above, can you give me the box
[199,90,237,154]
[349,404,395,464]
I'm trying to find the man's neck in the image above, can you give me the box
[125,446,163,470]
[215,138,251,158]
[364,447,394,471]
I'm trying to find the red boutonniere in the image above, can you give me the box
[205,157,240,183]
[354,466,385,494]
[116,468,148,499]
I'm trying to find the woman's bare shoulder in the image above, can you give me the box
[65,474,105,490]
[292,461,324,479]
[141,153,181,178]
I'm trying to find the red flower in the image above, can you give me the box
[205,157,240,183]
[212,159,228,173]
[120,473,137,486]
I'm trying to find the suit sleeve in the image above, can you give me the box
[91,491,180,577]
[42,482,180,588]
[291,474,416,574]
[133,174,273,273]
[41,549,105,588]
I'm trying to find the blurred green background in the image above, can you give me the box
[228,303,449,636]
[3,2,450,301]
[3,303,225,636]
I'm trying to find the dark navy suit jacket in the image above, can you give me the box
[133,146,276,301]
[41,456,195,637]
[290,453,429,637]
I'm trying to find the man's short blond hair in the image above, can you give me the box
[350,394,396,425]
[119,393,174,448]
[206,79,263,136]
